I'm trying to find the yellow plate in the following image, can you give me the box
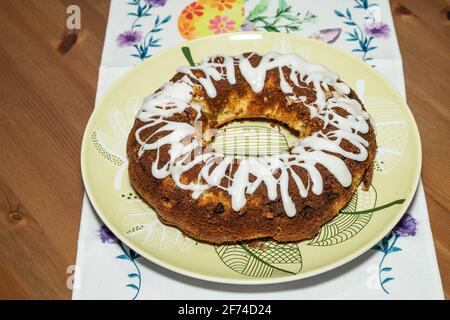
[81,32,421,284]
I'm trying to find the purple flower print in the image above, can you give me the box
[240,20,257,32]
[98,224,142,299]
[97,225,118,244]
[144,0,167,7]
[116,30,143,48]
[119,2,171,60]
[364,21,390,38]
[392,213,417,237]
[372,212,417,294]
[310,28,342,44]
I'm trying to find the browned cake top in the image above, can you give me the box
[126,52,376,243]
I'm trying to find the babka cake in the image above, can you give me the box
[126,52,377,244]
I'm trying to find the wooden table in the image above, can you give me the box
[0,0,448,299]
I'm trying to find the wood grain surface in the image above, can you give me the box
[0,0,448,299]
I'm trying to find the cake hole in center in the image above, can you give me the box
[210,119,299,158]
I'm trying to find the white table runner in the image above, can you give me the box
[73,0,443,299]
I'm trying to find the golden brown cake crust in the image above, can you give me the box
[126,53,377,244]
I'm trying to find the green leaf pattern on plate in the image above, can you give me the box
[308,185,377,246]
[365,97,408,174]
[91,99,141,190]
[215,241,302,278]
[119,198,196,251]
[91,131,124,167]
[211,124,292,157]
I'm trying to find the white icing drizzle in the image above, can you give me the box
[135,52,371,217]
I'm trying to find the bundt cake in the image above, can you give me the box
[126,52,377,244]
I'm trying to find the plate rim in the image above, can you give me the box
[80,31,422,285]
